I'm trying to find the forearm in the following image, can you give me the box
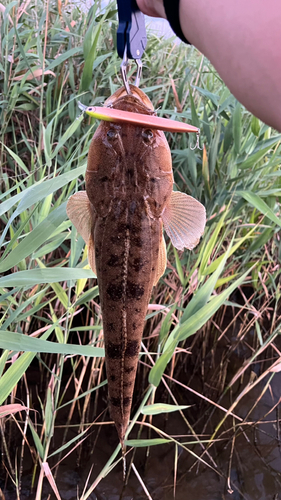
[137,0,281,131]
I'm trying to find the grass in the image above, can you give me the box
[0,1,281,499]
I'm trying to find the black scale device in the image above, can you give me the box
[116,0,147,93]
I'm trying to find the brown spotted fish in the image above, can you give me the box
[66,85,206,449]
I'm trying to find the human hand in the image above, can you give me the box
[135,0,166,18]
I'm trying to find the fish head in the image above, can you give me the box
[86,86,173,218]
[104,85,154,113]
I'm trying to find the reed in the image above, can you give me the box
[0,1,280,498]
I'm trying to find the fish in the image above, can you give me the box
[66,85,206,450]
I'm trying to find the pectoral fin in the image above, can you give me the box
[161,191,206,251]
[153,233,167,286]
[66,191,92,244]
[66,191,97,274]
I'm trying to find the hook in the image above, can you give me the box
[135,58,142,88]
[120,45,143,95]
[78,101,87,112]
[190,130,202,150]
[120,46,130,95]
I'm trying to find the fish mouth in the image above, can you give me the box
[109,96,155,116]
[104,84,154,111]
[78,85,154,116]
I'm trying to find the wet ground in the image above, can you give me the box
[2,296,281,500]
[2,367,281,500]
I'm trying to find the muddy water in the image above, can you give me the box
[2,308,281,500]
[3,370,280,500]
[89,374,281,500]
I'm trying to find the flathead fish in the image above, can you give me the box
[66,85,206,449]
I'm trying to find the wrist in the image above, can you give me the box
[163,0,190,43]
[136,0,166,18]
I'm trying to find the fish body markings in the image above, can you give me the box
[66,85,206,449]
[86,89,173,446]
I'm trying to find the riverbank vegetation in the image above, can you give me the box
[0,1,281,499]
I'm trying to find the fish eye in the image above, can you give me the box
[88,107,92,111]
[142,129,154,143]
[107,129,118,140]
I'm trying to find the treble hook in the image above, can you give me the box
[120,46,142,95]
[190,130,202,150]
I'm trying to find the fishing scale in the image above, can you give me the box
[78,0,201,148]
[116,0,147,94]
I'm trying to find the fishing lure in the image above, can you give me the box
[66,85,206,450]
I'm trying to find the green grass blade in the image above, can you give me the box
[28,421,45,460]
[177,267,255,342]
[125,439,171,447]
[142,403,189,415]
[15,165,86,216]
[0,165,86,247]
[149,266,254,387]
[47,47,83,71]
[181,240,233,323]
[0,350,9,378]
[45,387,53,439]
[209,120,221,176]
[52,114,84,158]
[233,101,241,155]
[2,144,29,175]
[0,328,53,405]
[0,268,95,288]
[199,207,229,276]
[0,331,105,357]
[48,426,90,458]
[0,203,67,273]
[238,191,281,227]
